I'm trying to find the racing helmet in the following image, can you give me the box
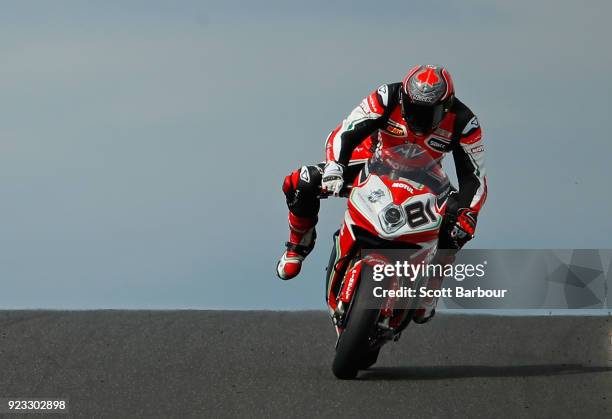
[401,65,455,135]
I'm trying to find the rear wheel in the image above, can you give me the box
[332,263,380,379]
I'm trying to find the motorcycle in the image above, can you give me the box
[323,143,451,379]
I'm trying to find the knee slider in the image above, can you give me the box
[296,166,321,195]
[283,166,320,196]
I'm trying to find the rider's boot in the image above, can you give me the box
[413,249,459,323]
[413,301,437,324]
[413,276,442,324]
[276,213,317,280]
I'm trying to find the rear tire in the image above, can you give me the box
[332,263,380,379]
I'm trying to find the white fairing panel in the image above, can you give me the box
[348,175,442,243]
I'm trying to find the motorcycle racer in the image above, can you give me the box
[277,65,487,320]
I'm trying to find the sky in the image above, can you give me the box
[1,0,611,309]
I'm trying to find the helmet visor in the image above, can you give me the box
[402,96,445,134]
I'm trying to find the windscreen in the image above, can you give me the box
[367,144,450,196]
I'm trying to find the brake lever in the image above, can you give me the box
[318,185,352,199]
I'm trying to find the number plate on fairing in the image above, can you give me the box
[349,175,442,240]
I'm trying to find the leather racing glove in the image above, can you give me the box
[321,161,344,196]
[448,208,478,248]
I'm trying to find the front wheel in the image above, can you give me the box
[332,263,380,379]
[357,348,381,370]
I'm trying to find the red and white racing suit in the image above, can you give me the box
[282,82,487,249]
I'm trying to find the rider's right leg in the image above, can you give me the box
[276,162,365,280]
[276,164,325,280]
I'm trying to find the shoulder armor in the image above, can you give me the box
[451,98,480,138]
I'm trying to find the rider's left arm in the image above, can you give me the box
[450,116,488,217]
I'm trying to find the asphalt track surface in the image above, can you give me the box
[0,311,611,418]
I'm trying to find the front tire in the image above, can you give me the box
[357,348,381,370]
[332,263,380,379]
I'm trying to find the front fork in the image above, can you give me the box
[330,253,402,337]
[329,247,442,339]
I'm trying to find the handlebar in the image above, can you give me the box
[318,185,353,199]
